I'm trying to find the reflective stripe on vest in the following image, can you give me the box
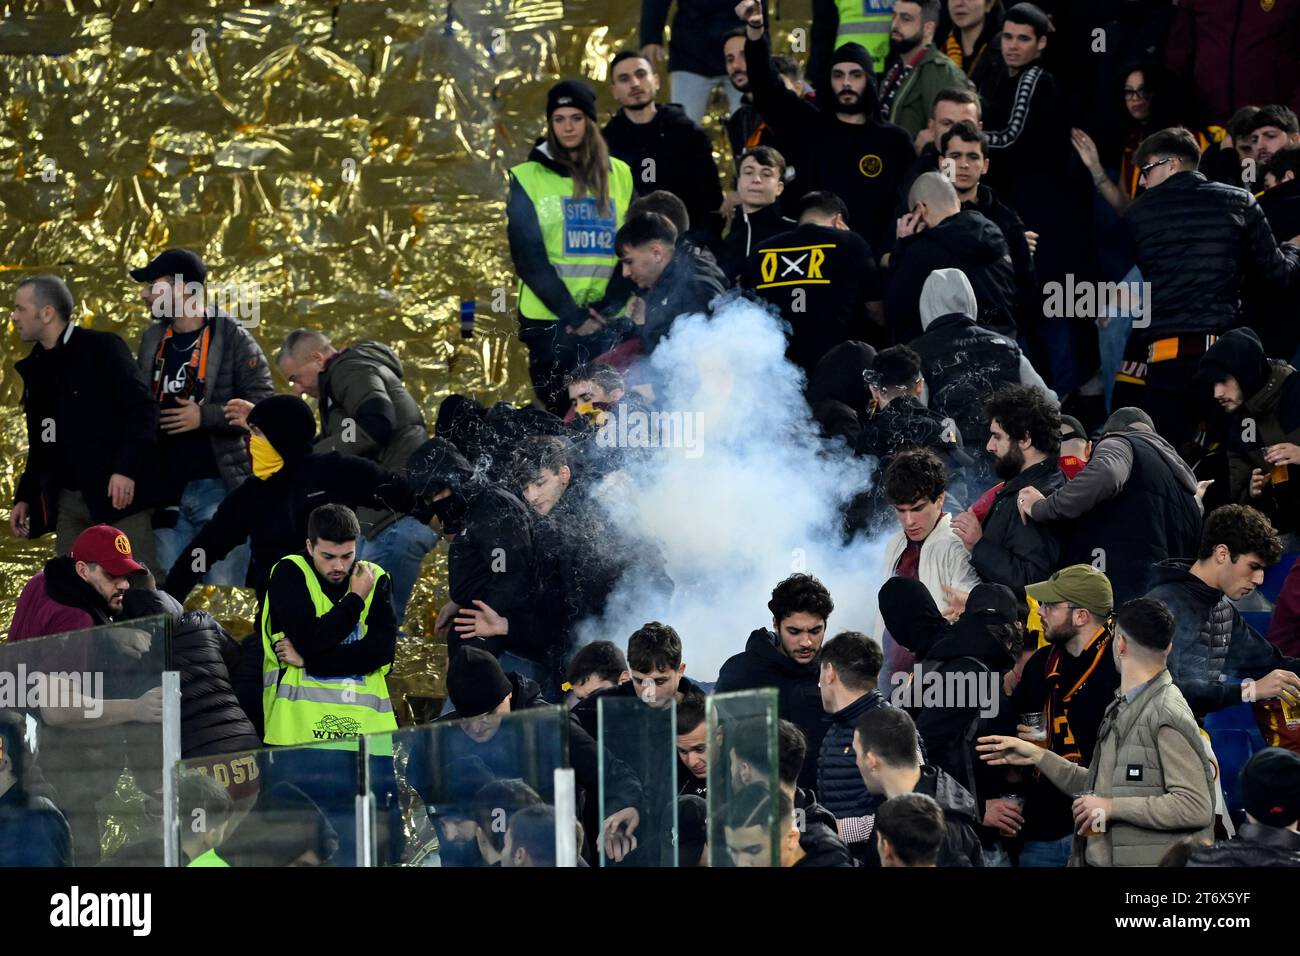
[260,555,397,749]
[834,0,892,68]
[511,156,633,321]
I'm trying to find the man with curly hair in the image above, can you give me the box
[717,573,835,790]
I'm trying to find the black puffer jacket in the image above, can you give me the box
[818,689,889,825]
[1187,823,1300,867]
[970,458,1065,592]
[716,628,829,792]
[885,210,1018,342]
[794,792,854,868]
[1146,559,1300,719]
[912,764,984,867]
[910,312,1021,458]
[1123,171,1300,338]
[120,588,261,758]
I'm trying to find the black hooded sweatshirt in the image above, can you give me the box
[860,764,985,867]
[878,576,1016,813]
[163,395,412,602]
[793,792,855,867]
[716,628,829,792]
[744,34,916,254]
[603,103,724,248]
[885,208,1018,342]
[808,340,877,446]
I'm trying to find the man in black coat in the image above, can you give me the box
[10,275,159,570]
[403,438,546,690]
[716,573,834,792]
[603,51,724,249]
[612,212,727,359]
[740,190,884,373]
[852,345,967,535]
[938,121,1039,333]
[1018,407,1202,604]
[1247,145,1300,359]
[639,0,764,123]
[853,706,985,866]
[1199,328,1300,537]
[886,172,1018,342]
[878,577,1019,814]
[816,630,892,864]
[1146,505,1300,720]
[736,1,916,254]
[162,395,414,603]
[1114,127,1300,453]
[951,384,1064,592]
[808,340,876,447]
[120,575,261,759]
[716,146,796,284]
[431,647,644,864]
[910,268,1054,491]
[1188,748,1300,867]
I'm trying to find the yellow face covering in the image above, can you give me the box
[250,433,284,479]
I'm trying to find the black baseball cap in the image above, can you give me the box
[130,248,207,285]
[1059,415,1087,444]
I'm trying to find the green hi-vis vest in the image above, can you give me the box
[188,848,229,867]
[260,555,397,750]
[512,155,633,321]
[835,0,892,72]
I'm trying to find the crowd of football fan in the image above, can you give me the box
[4,0,1300,868]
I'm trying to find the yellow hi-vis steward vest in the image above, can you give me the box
[188,848,229,867]
[834,0,892,72]
[511,154,633,321]
[260,555,396,749]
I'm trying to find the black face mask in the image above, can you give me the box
[414,492,469,534]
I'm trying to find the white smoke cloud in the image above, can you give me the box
[577,295,891,681]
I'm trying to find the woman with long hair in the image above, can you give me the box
[939,0,1005,88]
[507,81,634,415]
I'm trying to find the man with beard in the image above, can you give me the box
[717,573,834,791]
[736,0,916,253]
[10,524,143,639]
[1246,106,1300,176]
[1002,564,1118,866]
[951,384,1064,592]
[877,0,972,140]
[603,51,724,249]
[133,248,273,589]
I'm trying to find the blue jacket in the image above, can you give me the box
[817,689,889,822]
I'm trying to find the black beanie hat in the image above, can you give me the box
[447,647,514,718]
[829,42,874,75]
[547,80,598,122]
[1241,747,1300,827]
[1197,327,1270,399]
[247,394,317,461]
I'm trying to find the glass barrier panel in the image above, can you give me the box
[0,616,172,867]
[173,738,362,867]
[598,695,676,867]
[706,689,780,868]
[363,705,570,867]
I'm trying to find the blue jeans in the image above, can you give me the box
[356,516,438,624]
[155,477,250,587]
[1019,835,1073,867]
[670,71,744,124]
